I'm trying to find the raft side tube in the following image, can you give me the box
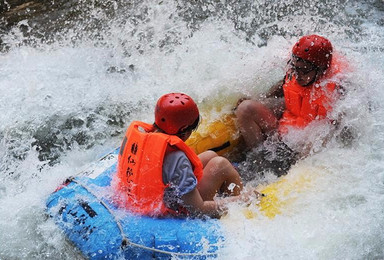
[46,156,223,259]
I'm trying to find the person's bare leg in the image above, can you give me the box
[198,150,218,167]
[235,99,279,148]
[197,156,243,201]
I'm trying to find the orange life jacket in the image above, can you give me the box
[115,121,203,216]
[279,56,345,133]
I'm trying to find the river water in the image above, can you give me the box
[0,0,383,259]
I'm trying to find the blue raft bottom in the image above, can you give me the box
[46,149,223,259]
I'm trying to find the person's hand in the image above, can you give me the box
[238,189,263,206]
[215,189,262,213]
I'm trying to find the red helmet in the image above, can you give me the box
[155,93,200,135]
[292,35,333,69]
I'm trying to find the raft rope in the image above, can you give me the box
[70,178,219,257]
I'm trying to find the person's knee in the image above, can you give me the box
[204,150,218,158]
[236,100,255,119]
[236,100,267,119]
[209,156,232,172]
[199,150,218,165]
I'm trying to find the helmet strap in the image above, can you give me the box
[153,123,166,134]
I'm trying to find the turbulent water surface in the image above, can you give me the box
[0,0,383,259]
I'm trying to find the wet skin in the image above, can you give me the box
[291,56,319,86]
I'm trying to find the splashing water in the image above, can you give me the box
[0,0,383,259]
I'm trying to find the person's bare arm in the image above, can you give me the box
[181,188,261,218]
[265,79,285,98]
[181,188,221,218]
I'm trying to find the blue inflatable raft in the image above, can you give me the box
[46,149,223,259]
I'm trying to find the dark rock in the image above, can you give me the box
[1,0,58,29]
[0,0,126,52]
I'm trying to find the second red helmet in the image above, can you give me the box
[155,93,200,135]
[292,34,333,69]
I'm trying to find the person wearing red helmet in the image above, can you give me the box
[235,34,347,176]
[115,93,259,218]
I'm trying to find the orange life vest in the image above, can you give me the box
[279,56,345,133]
[115,121,203,216]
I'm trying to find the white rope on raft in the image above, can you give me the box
[70,178,218,257]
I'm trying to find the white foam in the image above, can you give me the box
[0,1,383,259]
